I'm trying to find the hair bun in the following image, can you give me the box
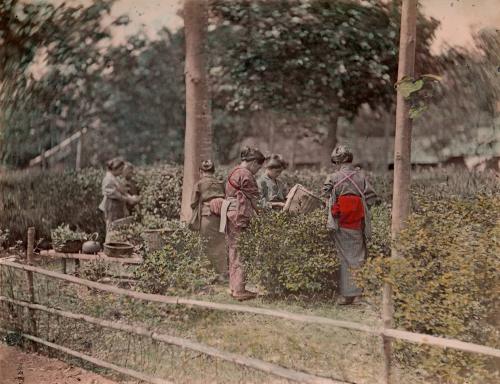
[265,154,288,169]
[200,160,215,172]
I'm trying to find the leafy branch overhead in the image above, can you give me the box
[395,74,442,119]
[209,0,439,118]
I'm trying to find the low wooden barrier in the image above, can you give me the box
[39,249,143,264]
[0,327,172,384]
[0,295,345,384]
[1,256,499,383]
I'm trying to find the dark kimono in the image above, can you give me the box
[189,175,226,274]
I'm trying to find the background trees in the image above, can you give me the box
[0,0,496,171]
[209,0,438,163]
[1,0,185,168]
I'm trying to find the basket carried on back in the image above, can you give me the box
[283,184,324,214]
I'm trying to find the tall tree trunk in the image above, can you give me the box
[382,1,417,383]
[180,0,212,222]
[321,107,339,168]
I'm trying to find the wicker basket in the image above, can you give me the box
[283,184,324,214]
[141,229,173,252]
[55,239,83,253]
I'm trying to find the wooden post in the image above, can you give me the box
[382,1,418,383]
[75,135,82,171]
[26,227,38,350]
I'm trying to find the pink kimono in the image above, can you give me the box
[224,166,260,295]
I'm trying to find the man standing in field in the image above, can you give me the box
[323,145,379,305]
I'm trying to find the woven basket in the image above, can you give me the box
[55,239,83,253]
[283,184,324,214]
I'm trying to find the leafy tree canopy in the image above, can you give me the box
[209,0,439,118]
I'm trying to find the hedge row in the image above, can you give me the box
[1,165,497,244]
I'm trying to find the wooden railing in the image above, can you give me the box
[0,257,498,384]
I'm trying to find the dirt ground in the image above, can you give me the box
[0,343,122,384]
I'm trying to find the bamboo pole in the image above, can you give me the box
[0,326,171,384]
[383,328,500,359]
[0,296,347,384]
[39,250,143,265]
[75,135,82,170]
[40,250,143,264]
[26,227,38,350]
[383,1,418,383]
[0,259,376,334]
[1,260,499,359]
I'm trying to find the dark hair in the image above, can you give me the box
[241,146,265,164]
[266,154,289,170]
[200,160,215,173]
[106,157,125,171]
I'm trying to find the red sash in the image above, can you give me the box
[331,195,364,230]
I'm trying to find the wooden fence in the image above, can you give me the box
[0,256,499,384]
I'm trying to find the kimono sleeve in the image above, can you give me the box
[103,178,127,200]
[190,182,201,210]
[258,178,269,200]
[322,174,334,198]
[363,176,379,207]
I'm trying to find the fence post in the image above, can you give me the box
[26,227,38,350]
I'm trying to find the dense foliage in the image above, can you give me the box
[134,222,217,295]
[239,210,339,297]
[1,0,185,167]
[133,165,183,222]
[357,195,499,383]
[0,168,105,243]
[1,0,118,165]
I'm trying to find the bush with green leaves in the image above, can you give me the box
[50,224,88,250]
[357,195,500,383]
[133,165,183,221]
[0,168,105,244]
[239,210,339,297]
[134,222,216,295]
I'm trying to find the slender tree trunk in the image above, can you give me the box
[382,1,417,383]
[321,107,339,167]
[180,0,212,222]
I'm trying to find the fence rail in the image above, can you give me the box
[0,258,499,384]
[0,327,172,384]
[0,295,346,384]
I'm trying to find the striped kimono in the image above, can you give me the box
[323,164,378,298]
[220,166,260,295]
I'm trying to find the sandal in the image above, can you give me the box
[231,290,257,301]
[337,296,356,305]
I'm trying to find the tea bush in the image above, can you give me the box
[134,221,217,294]
[357,194,500,383]
[0,165,184,244]
[133,164,183,221]
[239,210,340,297]
[0,168,105,244]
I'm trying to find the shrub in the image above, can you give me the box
[239,210,339,297]
[357,195,500,383]
[0,164,185,244]
[0,168,105,244]
[134,221,217,294]
[79,260,112,282]
[134,164,183,221]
